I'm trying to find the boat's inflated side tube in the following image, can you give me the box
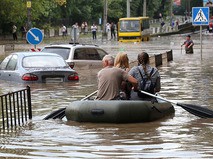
[65,100,174,123]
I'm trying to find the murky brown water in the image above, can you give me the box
[0,34,213,158]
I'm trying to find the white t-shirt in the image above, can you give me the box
[91,25,97,32]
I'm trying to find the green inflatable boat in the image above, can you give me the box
[65,99,175,123]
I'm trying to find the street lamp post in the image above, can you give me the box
[170,0,173,17]
[143,0,146,17]
[188,0,191,17]
[103,0,107,34]
[170,0,174,26]
[27,0,32,29]
[127,0,130,17]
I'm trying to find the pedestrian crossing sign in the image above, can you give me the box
[192,7,209,25]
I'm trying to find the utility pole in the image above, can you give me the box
[143,0,147,17]
[127,0,130,17]
[170,0,173,17]
[103,0,107,34]
[170,0,173,26]
[188,0,191,16]
[27,0,32,29]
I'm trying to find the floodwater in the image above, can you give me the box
[0,34,213,158]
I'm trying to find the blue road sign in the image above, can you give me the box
[26,28,43,45]
[192,7,209,26]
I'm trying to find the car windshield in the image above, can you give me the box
[42,47,70,60]
[120,20,140,32]
[22,55,68,68]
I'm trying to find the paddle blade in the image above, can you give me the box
[43,108,66,120]
[177,103,213,118]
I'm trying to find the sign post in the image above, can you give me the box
[192,7,209,59]
[26,28,43,49]
[27,0,32,29]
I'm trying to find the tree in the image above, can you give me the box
[172,0,203,16]
[0,0,181,35]
[0,0,59,33]
[108,0,126,23]
[0,0,26,34]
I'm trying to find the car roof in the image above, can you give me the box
[43,43,100,49]
[11,52,62,57]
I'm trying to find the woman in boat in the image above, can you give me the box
[128,52,161,100]
[114,52,132,99]
[114,52,130,72]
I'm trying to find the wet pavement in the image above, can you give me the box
[0,34,213,158]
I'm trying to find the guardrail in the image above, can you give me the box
[0,86,32,131]
[130,50,173,68]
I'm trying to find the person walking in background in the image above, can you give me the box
[12,24,17,41]
[181,35,194,54]
[72,22,78,29]
[110,22,116,39]
[129,52,161,100]
[96,55,138,100]
[91,23,97,40]
[20,25,27,40]
[171,20,175,30]
[62,24,67,37]
[106,23,111,40]
[81,22,85,34]
[106,23,110,32]
[84,22,88,34]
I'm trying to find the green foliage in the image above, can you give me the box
[0,0,25,24]
[108,0,126,22]
[173,0,203,16]
[107,0,163,22]
[1,0,202,34]
[147,0,162,18]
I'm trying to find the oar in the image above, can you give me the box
[43,90,98,120]
[140,90,213,118]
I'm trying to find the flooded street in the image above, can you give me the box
[0,34,213,158]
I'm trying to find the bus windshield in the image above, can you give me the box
[120,20,140,32]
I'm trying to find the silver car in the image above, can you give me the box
[41,44,108,70]
[0,52,79,83]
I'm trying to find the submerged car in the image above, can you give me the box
[41,43,108,69]
[0,52,79,83]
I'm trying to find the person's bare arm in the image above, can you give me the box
[127,75,138,90]
[188,42,194,48]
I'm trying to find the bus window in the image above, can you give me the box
[142,20,150,30]
[120,20,140,32]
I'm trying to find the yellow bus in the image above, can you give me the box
[118,17,150,42]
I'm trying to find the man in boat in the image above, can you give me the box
[181,35,194,54]
[96,55,138,100]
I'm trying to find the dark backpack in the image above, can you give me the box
[137,67,155,98]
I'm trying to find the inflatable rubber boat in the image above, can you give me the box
[65,98,175,123]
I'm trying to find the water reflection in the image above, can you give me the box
[0,34,213,158]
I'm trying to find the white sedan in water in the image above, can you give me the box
[0,52,79,83]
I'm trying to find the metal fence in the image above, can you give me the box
[0,86,32,130]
